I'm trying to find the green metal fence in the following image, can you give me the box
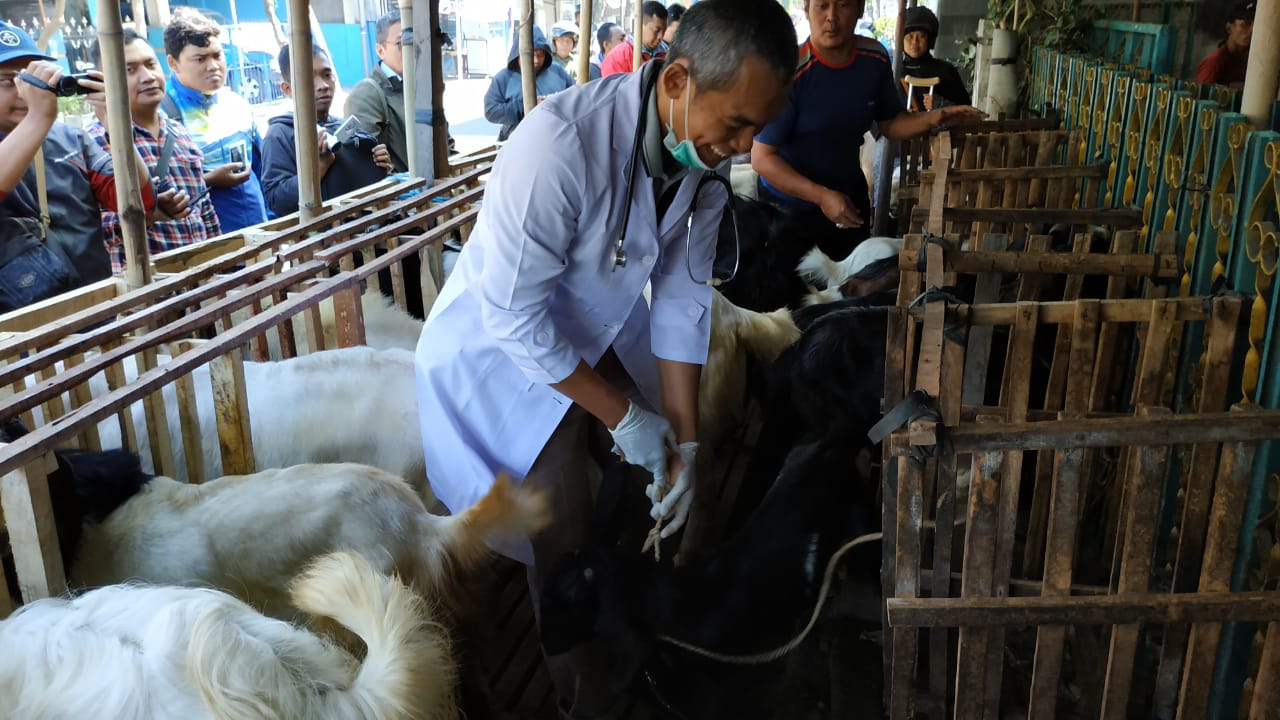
[1032,41,1277,720]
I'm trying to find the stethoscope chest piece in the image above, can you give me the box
[613,245,627,269]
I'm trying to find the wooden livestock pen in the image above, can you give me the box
[878,122,1280,718]
[0,151,672,718]
[0,156,491,606]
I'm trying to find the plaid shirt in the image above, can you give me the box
[87,117,221,272]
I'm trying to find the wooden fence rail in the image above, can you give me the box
[1,160,492,614]
[1031,46,1279,716]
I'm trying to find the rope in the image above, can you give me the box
[644,517,665,561]
[655,531,883,665]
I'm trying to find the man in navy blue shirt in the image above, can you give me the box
[753,0,982,260]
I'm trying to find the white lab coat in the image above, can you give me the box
[415,70,723,516]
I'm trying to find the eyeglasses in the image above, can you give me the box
[0,72,18,88]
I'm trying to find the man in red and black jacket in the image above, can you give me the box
[0,21,185,312]
[1197,1,1254,88]
[599,0,669,76]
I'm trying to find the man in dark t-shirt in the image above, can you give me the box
[752,0,984,260]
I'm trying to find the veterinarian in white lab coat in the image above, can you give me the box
[415,2,796,716]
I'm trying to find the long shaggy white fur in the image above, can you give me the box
[69,463,549,623]
[0,551,458,720]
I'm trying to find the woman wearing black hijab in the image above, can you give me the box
[900,6,971,112]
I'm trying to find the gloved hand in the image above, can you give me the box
[609,401,677,487]
[648,442,698,539]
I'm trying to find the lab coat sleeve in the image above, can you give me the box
[473,108,583,385]
[648,170,719,365]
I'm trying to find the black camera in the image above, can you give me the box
[53,73,94,97]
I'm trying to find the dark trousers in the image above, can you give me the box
[529,347,661,719]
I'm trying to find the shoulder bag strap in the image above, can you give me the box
[160,94,184,126]
[34,146,49,240]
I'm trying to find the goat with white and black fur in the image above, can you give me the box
[45,448,548,625]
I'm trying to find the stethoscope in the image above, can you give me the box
[611,62,740,287]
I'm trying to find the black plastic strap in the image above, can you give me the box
[868,389,931,445]
[909,285,966,308]
[868,389,954,459]
[17,72,54,94]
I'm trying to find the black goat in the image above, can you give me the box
[540,438,876,720]
[1,416,28,444]
[0,416,152,585]
[723,295,894,536]
[717,197,817,312]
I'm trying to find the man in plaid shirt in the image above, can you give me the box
[87,30,219,271]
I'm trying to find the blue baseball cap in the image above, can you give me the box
[0,22,53,66]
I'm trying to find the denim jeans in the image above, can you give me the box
[0,242,74,314]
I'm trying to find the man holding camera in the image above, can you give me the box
[260,44,393,218]
[86,28,220,272]
[0,21,185,312]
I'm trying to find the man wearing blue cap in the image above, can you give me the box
[0,21,183,312]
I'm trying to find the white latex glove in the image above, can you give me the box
[609,401,677,487]
[648,441,698,538]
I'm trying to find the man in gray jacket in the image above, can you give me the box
[344,11,408,173]
[483,26,573,141]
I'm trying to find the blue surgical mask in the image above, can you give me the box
[663,87,713,171]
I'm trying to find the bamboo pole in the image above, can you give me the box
[401,0,418,175]
[263,0,287,48]
[96,0,150,287]
[130,0,146,33]
[35,0,66,52]
[632,0,643,71]
[519,0,536,116]
[428,0,449,181]
[1241,0,1280,127]
[286,0,322,221]
[308,5,330,56]
[144,0,171,29]
[872,0,907,235]
[576,0,593,84]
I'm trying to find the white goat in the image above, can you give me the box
[0,551,457,720]
[66,457,548,623]
[796,236,904,304]
[256,291,424,359]
[699,289,800,463]
[95,346,429,496]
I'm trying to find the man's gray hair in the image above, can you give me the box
[375,11,401,44]
[666,0,796,92]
